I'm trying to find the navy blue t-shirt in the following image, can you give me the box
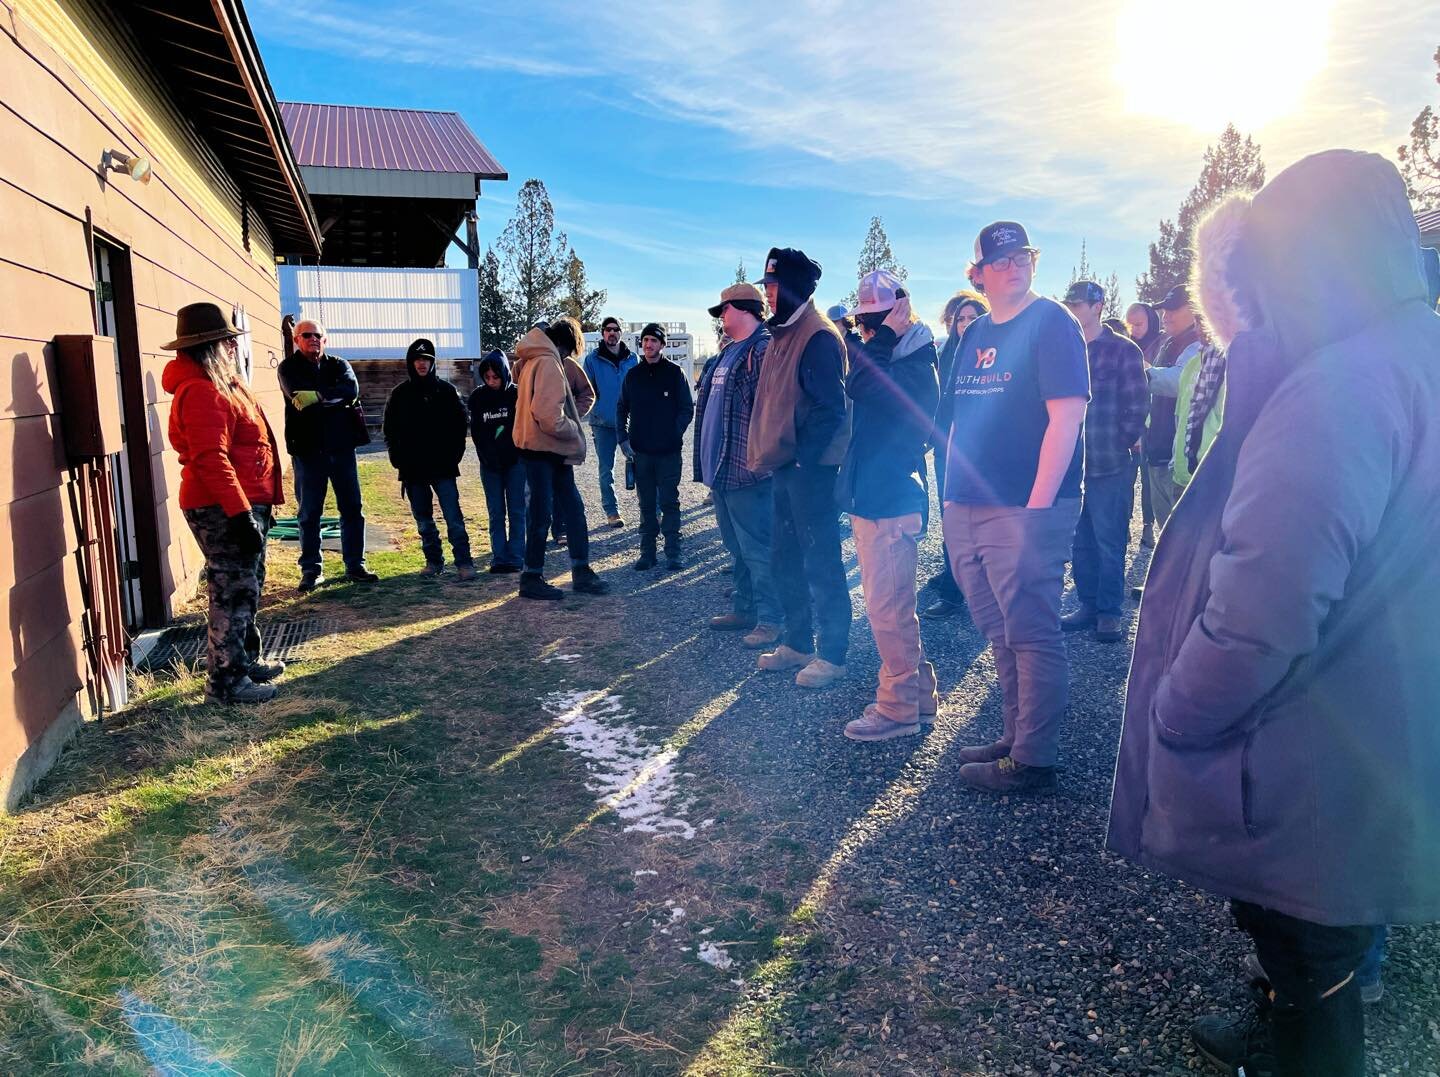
[943,296,1089,506]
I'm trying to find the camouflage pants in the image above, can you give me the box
[183,504,272,695]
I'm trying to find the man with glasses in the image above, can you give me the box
[941,222,1089,793]
[582,316,639,527]
[278,319,378,592]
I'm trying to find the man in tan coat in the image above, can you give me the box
[512,317,608,599]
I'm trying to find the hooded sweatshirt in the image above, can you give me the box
[163,354,283,516]
[582,341,638,427]
[838,321,939,520]
[381,348,467,484]
[468,353,519,470]
[1107,149,1440,927]
[511,328,587,464]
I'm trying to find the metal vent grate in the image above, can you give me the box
[138,619,340,672]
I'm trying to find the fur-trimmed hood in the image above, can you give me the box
[1190,194,1255,350]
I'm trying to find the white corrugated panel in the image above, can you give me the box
[278,266,480,359]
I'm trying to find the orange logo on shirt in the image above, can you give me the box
[975,347,997,370]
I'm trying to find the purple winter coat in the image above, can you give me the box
[1106,150,1440,927]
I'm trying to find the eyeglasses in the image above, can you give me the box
[299,332,324,340]
[985,251,1036,272]
[602,326,620,333]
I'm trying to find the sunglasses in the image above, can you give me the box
[602,326,620,333]
[299,332,324,340]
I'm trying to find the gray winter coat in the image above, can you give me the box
[1106,149,1440,927]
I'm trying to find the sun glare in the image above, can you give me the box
[1114,0,1332,132]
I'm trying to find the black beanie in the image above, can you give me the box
[640,322,667,344]
[760,247,822,324]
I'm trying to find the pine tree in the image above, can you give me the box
[1397,46,1440,210]
[712,260,748,345]
[1066,239,1125,320]
[559,250,607,331]
[1136,125,1266,304]
[844,217,908,306]
[496,178,570,329]
[477,246,520,351]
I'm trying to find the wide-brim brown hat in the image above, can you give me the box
[162,301,242,350]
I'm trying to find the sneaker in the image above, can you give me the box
[921,597,965,619]
[1095,614,1123,643]
[420,561,443,577]
[1061,605,1097,632]
[742,623,782,649]
[518,572,564,601]
[710,612,756,632]
[959,756,1056,794]
[1139,524,1156,548]
[844,705,921,742]
[247,659,285,684]
[1190,982,1276,1076]
[795,658,846,689]
[571,565,610,595]
[206,677,278,705]
[633,552,657,571]
[298,571,324,593]
[345,567,380,583]
[757,644,813,671]
[957,740,1011,764]
[606,514,624,528]
[456,564,478,582]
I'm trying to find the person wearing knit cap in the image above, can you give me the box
[618,322,694,570]
[468,348,527,573]
[747,247,852,690]
[382,338,476,580]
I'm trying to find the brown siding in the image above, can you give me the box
[0,0,292,807]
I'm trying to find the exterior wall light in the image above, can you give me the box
[102,151,153,184]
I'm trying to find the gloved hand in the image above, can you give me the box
[226,512,265,557]
[291,389,321,410]
[620,441,636,461]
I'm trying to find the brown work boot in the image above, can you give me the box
[742,623,781,649]
[709,612,755,631]
[959,757,1056,795]
[795,658,846,689]
[957,740,1010,764]
[757,644,813,671]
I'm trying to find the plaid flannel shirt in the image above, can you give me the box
[1084,327,1149,478]
[1184,344,1228,472]
[693,326,771,491]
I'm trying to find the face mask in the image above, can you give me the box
[856,310,889,333]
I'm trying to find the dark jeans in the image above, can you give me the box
[405,477,472,567]
[292,450,366,573]
[634,450,682,555]
[522,453,589,574]
[183,504,272,695]
[713,480,781,624]
[591,424,620,517]
[1233,900,1374,1077]
[480,462,527,568]
[1072,460,1136,616]
[771,462,851,664]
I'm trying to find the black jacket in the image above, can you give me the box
[277,352,368,456]
[381,355,467,483]
[468,353,519,470]
[838,323,938,521]
[618,358,694,455]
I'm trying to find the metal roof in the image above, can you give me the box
[279,102,507,178]
[1417,208,1440,245]
[112,0,320,255]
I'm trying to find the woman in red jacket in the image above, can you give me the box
[161,303,285,704]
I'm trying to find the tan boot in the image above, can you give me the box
[795,658,846,689]
[757,644,813,671]
[742,623,781,649]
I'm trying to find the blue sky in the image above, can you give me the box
[251,0,1437,345]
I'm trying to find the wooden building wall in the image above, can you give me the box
[0,0,292,807]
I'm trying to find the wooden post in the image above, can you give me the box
[466,210,483,350]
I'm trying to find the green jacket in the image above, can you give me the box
[1172,349,1225,488]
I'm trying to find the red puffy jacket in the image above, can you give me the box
[162,354,284,517]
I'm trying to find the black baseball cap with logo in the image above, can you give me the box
[1157,284,1193,311]
[972,221,1036,267]
[1063,280,1106,306]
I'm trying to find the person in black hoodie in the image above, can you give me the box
[618,323,694,570]
[382,338,475,580]
[468,349,527,573]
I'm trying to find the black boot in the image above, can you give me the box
[572,565,610,595]
[518,572,564,601]
[664,545,684,571]
[1190,979,1277,1076]
[633,547,657,571]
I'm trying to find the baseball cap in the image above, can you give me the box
[1157,285,1193,311]
[640,322,667,343]
[850,269,904,315]
[972,221,1035,267]
[406,337,437,361]
[825,303,850,322]
[707,282,766,317]
[1063,280,1106,306]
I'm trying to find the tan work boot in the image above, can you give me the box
[742,623,781,649]
[795,658,846,689]
[757,644,813,671]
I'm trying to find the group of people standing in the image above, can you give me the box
[160,148,1440,1077]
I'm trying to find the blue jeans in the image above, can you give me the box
[771,462,851,664]
[1072,460,1136,616]
[591,424,620,517]
[405,477,472,567]
[714,481,781,625]
[522,454,589,575]
[480,462,527,568]
[292,450,366,574]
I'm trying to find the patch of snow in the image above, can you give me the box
[697,942,734,971]
[542,653,581,664]
[700,819,715,829]
[540,689,696,839]
[668,906,686,923]
[634,869,658,877]
[700,927,713,935]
